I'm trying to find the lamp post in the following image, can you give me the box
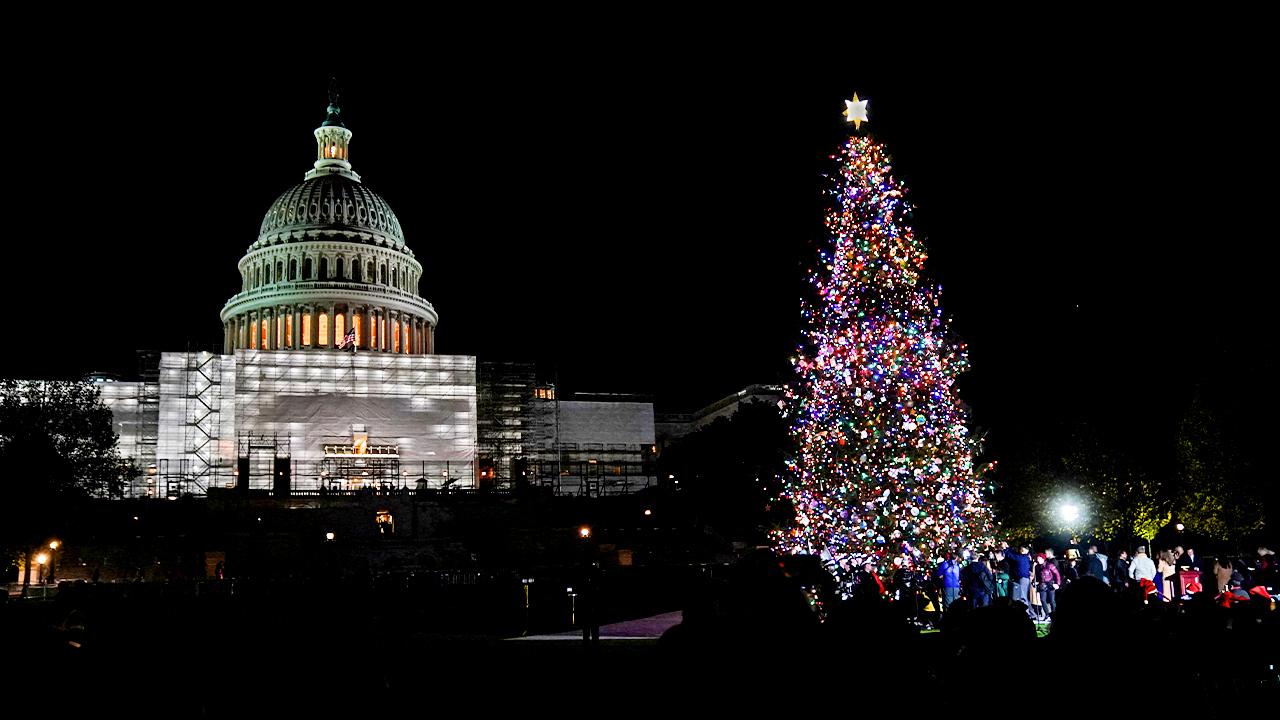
[48,541,59,587]
[36,553,48,587]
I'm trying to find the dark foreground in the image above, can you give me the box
[6,572,1278,716]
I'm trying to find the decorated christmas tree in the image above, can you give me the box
[775,95,996,589]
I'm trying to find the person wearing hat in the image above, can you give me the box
[1034,553,1061,622]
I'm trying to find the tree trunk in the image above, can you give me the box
[21,547,32,596]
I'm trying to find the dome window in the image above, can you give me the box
[303,258,312,279]
[319,258,328,280]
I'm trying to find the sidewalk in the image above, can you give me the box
[509,610,682,640]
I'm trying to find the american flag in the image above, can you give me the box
[337,328,357,351]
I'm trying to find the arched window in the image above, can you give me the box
[403,323,410,354]
[380,317,387,350]
[303,257,312,279]
[276,316,283,347]
[392,321,400,352]
[319,313,329,346]
[261,319,268,350]
[353,315,362,347]
[379,264,387,284]
[302,314,311,346]
[276,261,284,282]
[391,266,398,288]
[336,257,345,280]
[289,259,297,281]
[352,260,362,282]
[250,319,257,349]
[264,264,271,284]
[335,313,345,343]
[285,314,293,347]
[319,258,328,280]
[366,261,374,282]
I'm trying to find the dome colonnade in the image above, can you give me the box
[220,95,437,355]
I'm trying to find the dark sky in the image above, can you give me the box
[5,30,1269,461]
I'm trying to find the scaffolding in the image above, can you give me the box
[476,361,536,491]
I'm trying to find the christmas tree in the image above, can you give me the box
[775,95,996,589]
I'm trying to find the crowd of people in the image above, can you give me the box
[854,543,1278,626]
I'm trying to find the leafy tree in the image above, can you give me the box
[656,399,793,542]
[1174,391,1263,543]
[0,380,138,588]
[992,422,1171,547]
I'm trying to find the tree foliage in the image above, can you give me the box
[655,399,793,541]
[0,380,137,561]
[1174,391,1263,542]
[992,422,1170,545]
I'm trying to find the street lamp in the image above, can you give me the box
[36,553,48,585]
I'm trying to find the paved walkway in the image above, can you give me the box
[509,610,682,640]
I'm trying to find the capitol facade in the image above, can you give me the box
[102,96,477,498]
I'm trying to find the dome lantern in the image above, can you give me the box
[306,80,360,182]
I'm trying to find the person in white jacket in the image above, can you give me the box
[1129,546,1157,583]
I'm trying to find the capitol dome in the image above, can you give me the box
[255,174,407,251]
[220,92,437,356]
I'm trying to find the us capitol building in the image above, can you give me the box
[100,94,657,500]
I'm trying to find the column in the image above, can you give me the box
[293,306,302,350]
[266,307,277,350]
[363,302,373,348]
[309,305,319,348]
[344,305,354,347]
[380,307,388,351]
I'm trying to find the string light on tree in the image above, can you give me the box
[774,94,996,591]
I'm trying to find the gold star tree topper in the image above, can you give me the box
[843,94,869,129]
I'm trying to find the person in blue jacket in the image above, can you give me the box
[1000,541,1035,618]
[936,553,963,609]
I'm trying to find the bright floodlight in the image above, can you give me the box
[1062,504,1080,521]
[579,527,590,538]
[1176,523,1185,531]
[36,553,48,565]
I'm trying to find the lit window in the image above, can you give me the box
[319,313,329,346]
[335,313,345,343]
[376,511,394,535]
[302,314,311,346]
[403,323,410,354]
[261,320,268,349]
[286,314,293,347]
[380,318,386,350]
[392,321,400,352]
[250,321,257,349]
[353,315,362,347]
[277,316,283,347]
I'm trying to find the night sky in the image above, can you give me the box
[6,31,1269,464]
